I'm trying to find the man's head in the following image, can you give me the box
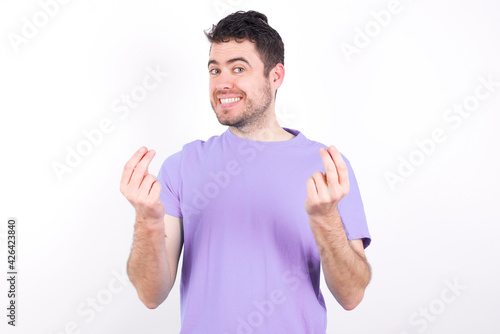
[205,11,285,130]
[205,10,284,77]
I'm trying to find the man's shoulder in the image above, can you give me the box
[181,131,223,151]
[297,130,352,164]
[161,131,225,165]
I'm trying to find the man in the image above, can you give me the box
[120,10,371,333]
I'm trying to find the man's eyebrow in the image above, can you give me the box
[208,59,218,67]
[207,57,252,68]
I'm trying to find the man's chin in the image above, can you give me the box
[215,110,238,124]
[217,119,238,127]
[216,115,245,127]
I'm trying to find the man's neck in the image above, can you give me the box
[229,123,296,142]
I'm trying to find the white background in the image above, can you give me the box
[1,0,499,333]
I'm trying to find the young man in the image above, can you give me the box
[120,10,371,333]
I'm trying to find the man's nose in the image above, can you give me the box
[215,71,234,91]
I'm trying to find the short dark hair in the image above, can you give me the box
[205,10,285,76]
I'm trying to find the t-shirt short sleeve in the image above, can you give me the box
[157,150,183,218]
[338,154,371,248]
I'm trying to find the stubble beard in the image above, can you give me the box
[211,80,273,131]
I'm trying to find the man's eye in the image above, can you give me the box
[209,68,220,75]
[234,67,244,73]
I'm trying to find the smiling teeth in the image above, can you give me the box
[220,97,241,104]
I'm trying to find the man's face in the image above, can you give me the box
[208,40,274,128]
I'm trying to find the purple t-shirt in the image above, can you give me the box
[157,127,371,333]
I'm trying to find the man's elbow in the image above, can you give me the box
[339,291,365,311]
[139,293,167,309]
[143,300,161,310]
[135,282,171,310]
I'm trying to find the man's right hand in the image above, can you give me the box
[120,147,165,223]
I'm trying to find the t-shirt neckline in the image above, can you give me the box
[224,126,306,147]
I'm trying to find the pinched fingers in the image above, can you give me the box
[120,147,158,203]
[120,147,165,221]
[120,146,148,192]
[127,149,156,191]
[320,146,349,197]
[327,146,349,192]
[305,146,351,217]
[319,147,338,188]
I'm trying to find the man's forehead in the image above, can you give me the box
[208,40,260,63]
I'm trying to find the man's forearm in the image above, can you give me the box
[309,211,371,310]
[127,217,172,309]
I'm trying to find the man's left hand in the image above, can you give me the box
[305,146,350,222]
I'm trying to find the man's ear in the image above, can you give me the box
[269,63,285,91]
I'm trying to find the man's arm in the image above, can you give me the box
[305,146,371,310]
[120,147,183,309]
[308,213,371,310]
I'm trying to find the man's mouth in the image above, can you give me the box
[219,97,242,105]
